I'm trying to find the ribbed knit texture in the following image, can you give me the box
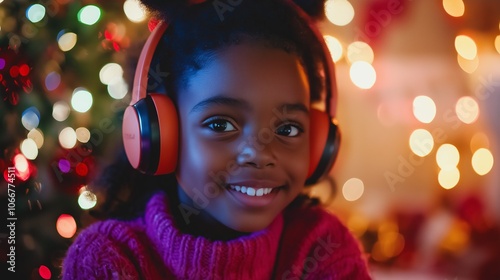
[62,192,371,279]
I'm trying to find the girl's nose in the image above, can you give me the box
[236,145,276,169]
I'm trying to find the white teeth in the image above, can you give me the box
[247,187,256,196]
[229,185,274,197]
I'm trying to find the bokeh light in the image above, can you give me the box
[58,159,71,173]
[99,63,124,85]
[347,214,369,237]
[455,35,477,60]
[23,234,36,250]
[455,96,479,124]
[472,148,494,176]
[123,0,147,23]
[325,0,355,26]
[12,154,31,181]
[26,4,46,23]
[107,77,129,99]
[438,167,460,189]
[409,129,434,157]
[442,0,465,17]
[45,72,61,91]
[19,64,30,76]
[372,221,405,262]
[76,127,91,143]
[350,61,376,89]
[78,5,101,25]
[59,127,77,149]
[71,88,93,113]
[441,220,470,254]
[436,144,460,170]
[21,107,40,130]
[75,162,89,176]
[57,32,77,52]
[347,41,374,64]
[78,190,97,210]
[413,95,436,123]
[52,101,71,122]
[457,54,479,74]
[495,35,500,55]
[20,138,38,160]
[324,35,343,63]
[342,178,365,201]
[28,128,44,149]
[38,265,51,280]
[56,214,77,238]
[372,232,405,261]
[14,153,29,174]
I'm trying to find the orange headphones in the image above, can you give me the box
[122,1,341,185]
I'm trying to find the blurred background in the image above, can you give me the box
[0,0,499,279]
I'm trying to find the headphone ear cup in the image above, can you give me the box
[122,93,178,175]
[306,108,341,185]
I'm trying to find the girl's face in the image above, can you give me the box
[175,43,310,233]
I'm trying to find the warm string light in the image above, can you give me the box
[325,0,355,26]
[123,0,147,23]
[78,189,97,209]
[436,144,461,189]
[413,96,436,124]
[71,88,93,113]
[409,129,434,157]
[442,0,465,18]
[323,35,343,62]
[56,214,77,238]
[342,178,365,201]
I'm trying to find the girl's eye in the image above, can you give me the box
[204,118,236,132]
[276,124,302,137]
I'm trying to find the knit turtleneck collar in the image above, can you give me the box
[144,192,284,280]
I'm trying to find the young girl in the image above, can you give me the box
[62,0,371,279]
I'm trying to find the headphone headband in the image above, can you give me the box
[130,21,168,105]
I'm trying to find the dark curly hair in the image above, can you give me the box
[90,0,327,220]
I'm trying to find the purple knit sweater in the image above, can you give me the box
[62,192,371,279]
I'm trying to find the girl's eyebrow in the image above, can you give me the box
[189,94,309,115]
[278,103,309,115]
[189,95,249,114]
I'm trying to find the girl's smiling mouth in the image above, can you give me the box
[225,181,284,208]
[228,185,275,196]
